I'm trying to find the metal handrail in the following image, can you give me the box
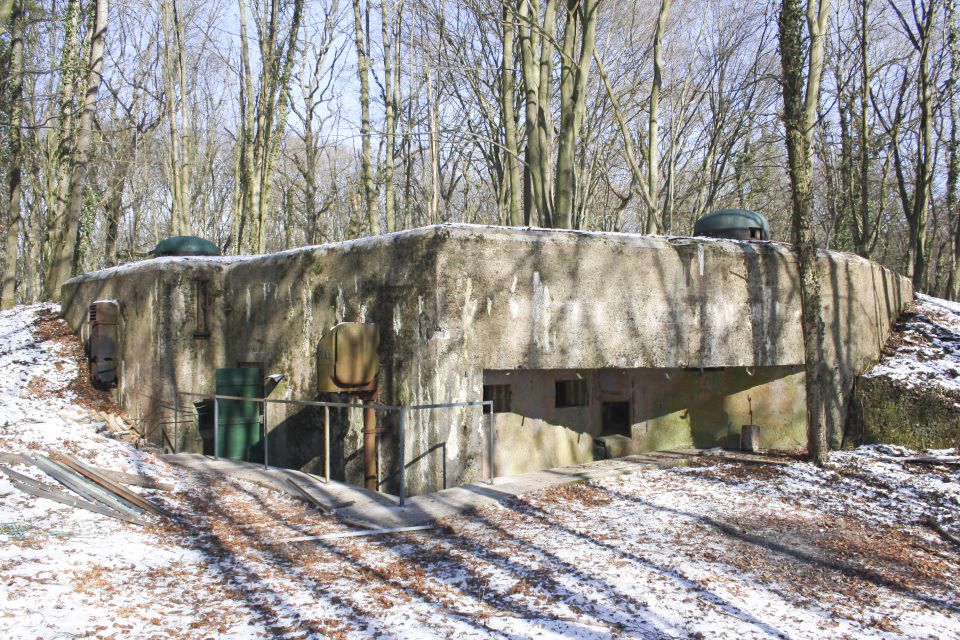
[176,390,494,506]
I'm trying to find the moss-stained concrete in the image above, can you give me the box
[60,225,911,496]
[492,415,594,477]
[846,376,960,450]
[486,365,807,476]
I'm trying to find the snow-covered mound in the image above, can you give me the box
[862,293,960,394]
[0,303,169,474]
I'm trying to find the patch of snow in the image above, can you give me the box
[863,293,960,394]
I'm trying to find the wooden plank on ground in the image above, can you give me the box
[91,467,175,491]
[29,455,146,520]
[0,464,147,525]
[0,451,173,490]
[888,456,960,465]
[286,478,332,515]
[51,453,167,517]
[0,452,31,466]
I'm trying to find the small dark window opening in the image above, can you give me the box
[195,279,210,336]
[601,402,631,436]
[555,379,588,408]
[483,384,512,413]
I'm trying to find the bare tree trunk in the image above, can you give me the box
[948,0,960,299]
[234,0,254,252]
[853,0,876,258]
[888,0,935,291]
[517,0,557,227]
[232,0,304,253]
[779,0,831,465]
[646,0,671,234]
[353,0,379,235]
[501,3,522,226]
[382,0,400,232]
[427,62,440,223]
[161,0,192,236]
[43,0,80,296]
[49,0,109,301]
[914,31,933,291]
[554,0,598,230]
[2,0,23,308]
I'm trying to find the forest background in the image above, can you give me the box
[0,0,955,307]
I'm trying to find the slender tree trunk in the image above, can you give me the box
[947,0,960,299]
[427,63,440,223]
[2,0,23,309]
[646,0,671,234]
[779,0,831,465]
[501,3,522,226]
[382,0,398,232]
[353,0,378,234]
[49,0,109,301]
[162,0,189,235]
[854,0,874,258]
[518,0,557,227]
[914,36,933,291]
[43,0,80,296]
[554,0,598,230]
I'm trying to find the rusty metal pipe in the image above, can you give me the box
[363,392,377,491]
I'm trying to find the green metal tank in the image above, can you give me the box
[694,208,770,241]
[150,235,220,257]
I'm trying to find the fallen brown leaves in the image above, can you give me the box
[31,309,119,414]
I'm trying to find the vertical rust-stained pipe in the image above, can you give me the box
[363,391,377,490]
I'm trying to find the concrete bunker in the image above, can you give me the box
[60,224,912,498]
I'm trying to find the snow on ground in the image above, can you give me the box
[1,303,959,639]
[863,293,960,395]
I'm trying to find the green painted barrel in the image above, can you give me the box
[151,235,220,257]
[215,367,263,462]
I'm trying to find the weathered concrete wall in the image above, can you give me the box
[847,376,960,450]
[485,366,807,476]
[61,224,912,496]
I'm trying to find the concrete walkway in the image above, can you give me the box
[164,451,695,529]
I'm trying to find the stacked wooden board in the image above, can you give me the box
[0,452,172,525]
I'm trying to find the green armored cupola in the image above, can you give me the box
[694,208,770,241]
[150,235,221,257]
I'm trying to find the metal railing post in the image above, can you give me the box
[398,407,406,507]
[487,402,494,484]
[262,398,269,470]
[213,396,219,459]
[323,405,330,483]
[173,391,179,454]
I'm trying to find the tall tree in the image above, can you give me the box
[779,0,831,464]
[888,0,937,290]
[161,0,193,236]
[554,0,599,229]
[234,0,305,253]
[1,0,23,308]
[945,0,960,299]
[501,3,522,226]
[289,0,341,244]
[352,0,379,235]
[382,0,401,232]
[48,0,109,301]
